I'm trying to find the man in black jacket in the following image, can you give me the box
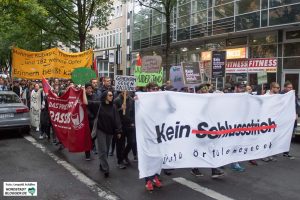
[114,91,137,166]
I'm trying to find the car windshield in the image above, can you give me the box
[0,94,21,104]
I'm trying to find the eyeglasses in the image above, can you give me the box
[108,94,113,97]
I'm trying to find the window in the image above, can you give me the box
[191,0,207,13]
[235,12,260,31]
[215,0,233,6]
[270,0,300,8]
[249,45,277,58]
[178,16,190,28]
[249,33,277,45]
[214,3,234,20]
[269,4,300,26]
[284,42,300,56]
[178,3,191,16]
[286,30,300,40]
[236,0,260,15]
[191,10,207,25]
[226,37,247,46]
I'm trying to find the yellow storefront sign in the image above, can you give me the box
[12,47,93,79]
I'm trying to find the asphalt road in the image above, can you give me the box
[1,129,300,200]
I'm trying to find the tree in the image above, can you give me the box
[136,0,177,80]
[36,0,113,51]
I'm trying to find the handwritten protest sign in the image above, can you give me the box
[134,66,163,87]
[12,47,93,79]
[182,62,202,85]
[115,75,136,91]
[141,56,162,73]
[72,67,97,85]
[170,66,184,90]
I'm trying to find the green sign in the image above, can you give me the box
[134,66,163,87]
[71,67,97,85]
[257,71,268,85]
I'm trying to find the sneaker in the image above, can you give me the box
[164,169,172,176]
[262,157,271,162]
[231,163,245,172]
[109,152,113,156]
[191,168,204,177]
[153,176,162,188]
[36,127,40,132]
[39,135,44,140]
[269,156,277,161]
[249,160,258,166]
[283,153,295,160]
[92,150,98,155]
[85,155,91,161]
[123,158,131,166]
[133,156,138,162]
[117,163,126,169]
[211,170,225,179]
[145,180,153,191]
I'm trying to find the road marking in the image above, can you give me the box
[24,135,119,200]
[173,177,234,200]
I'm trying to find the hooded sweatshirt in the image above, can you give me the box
[97,90,122,135]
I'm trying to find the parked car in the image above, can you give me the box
[0,91,30,134]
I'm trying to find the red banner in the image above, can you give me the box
[47,88,92,152]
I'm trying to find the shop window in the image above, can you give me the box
[226,37,247,46]
[249,45,277,58]
[214,3,234,20]
[283,57,300,69]
[212,17,234,34]
[152,25,162,36]
[236,12,260,31]
[286,30,300,40]
[284,42,300,56]
[269,0,300,8]
[269,4,300,26]
[249,33,277,45]
[236,0,260,15]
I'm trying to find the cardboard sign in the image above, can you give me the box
[12,47,93,79]
[134,66,163,87]
[212,51,226,78]
[182,62,202,85]
[115,75,136,91]
[257,71,268,85]
[170,66,184,90]
[71,67,97,85]
[141,56,162,73]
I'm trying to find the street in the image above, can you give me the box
[0,130,299,200]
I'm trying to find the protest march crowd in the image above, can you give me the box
[0,75,298,192]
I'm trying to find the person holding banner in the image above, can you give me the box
[84,83,99,160]
[280,81,297,160]
[97,90,123,178]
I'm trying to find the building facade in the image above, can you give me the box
[132,0,300,96]
[91,0,133,79]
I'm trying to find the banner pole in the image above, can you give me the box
[123,91,127,115]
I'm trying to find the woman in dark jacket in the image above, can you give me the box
[97,90,122,178]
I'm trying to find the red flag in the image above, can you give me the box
[136,54,142,66]
[42,76,51,94]
[47,87,92,152]
[93,58,98,77]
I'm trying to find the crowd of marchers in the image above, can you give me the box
[0,75,298,192]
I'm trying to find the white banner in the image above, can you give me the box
[135,91,296,178]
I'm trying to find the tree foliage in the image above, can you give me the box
[0,0,113,66]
